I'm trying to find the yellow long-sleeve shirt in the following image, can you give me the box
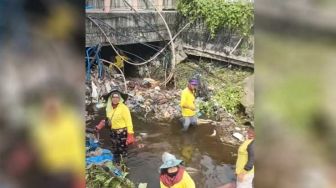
[31,107,85,175]
[114,55,128,69]
[160,171,195,188]
[106,102,134,134]
[235,139,254,175]
[180,87,196,117]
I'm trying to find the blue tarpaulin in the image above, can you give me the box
[86,149,114,165]
[86,135,114,165]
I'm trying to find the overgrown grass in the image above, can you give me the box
[175,60,252,120]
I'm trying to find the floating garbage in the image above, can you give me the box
[137,144,145,149]
[138,183,148,188]
[139,132,148,137]
[197,118,213,125]
[210,129,217,137]
[185,167,200,174]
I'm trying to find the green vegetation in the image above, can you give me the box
[177,0,254,37]
[86,162,135,188]
[213,84,243,113]
[175,60,252,119]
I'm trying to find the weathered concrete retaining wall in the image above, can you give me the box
[86,0,176,11]
[179,20,254,67]
[86,11,254,67]
[86,11,178,46]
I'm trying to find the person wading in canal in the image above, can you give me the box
[159,152,195,188]
[95,89,135,163]
[235,125,255,188]
[180,79,198,131]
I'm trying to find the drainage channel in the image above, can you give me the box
[88,107,238,188]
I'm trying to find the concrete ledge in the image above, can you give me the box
[183,45,254,68]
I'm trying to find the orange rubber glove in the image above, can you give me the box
[126,133,135,145]
[95,119,105,132]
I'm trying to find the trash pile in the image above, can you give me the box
[207,119,248,146]
[86,68,182,122]
[86,70,126,105]
[127,85,181,121]
[85,133,136,188]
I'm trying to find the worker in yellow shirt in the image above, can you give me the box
[96,89,134,163]
[159,152,195,188]
[30,94,85,187]
[235,125,255,188]
[180,79,198,131]
[109,51,128,73]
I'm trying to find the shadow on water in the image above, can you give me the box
[88,106,237,188]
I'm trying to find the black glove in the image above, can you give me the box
[105,117,111,127]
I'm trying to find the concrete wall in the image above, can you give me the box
[86,11,178,46]
[86,0,176,11]
[179,20,254,66]
[86,10,254,66]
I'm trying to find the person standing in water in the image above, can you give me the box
[95,89,135,163]
[180,79,198,131]
[235,125,255,188]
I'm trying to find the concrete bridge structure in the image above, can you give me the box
[86,0,254,68]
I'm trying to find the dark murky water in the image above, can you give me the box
[88,107,237,188]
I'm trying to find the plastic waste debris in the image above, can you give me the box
[210,129,217,137]
[232,132,244,142]
[86,134,99,152]
[91,81,98,102]
[139,133,148,137]
[137,144,145,149]
[113,168,123,177]
[105,82,112,93]
[185,167,199,174]
[95,102,106,109]
[234,127,242,131]
[138,183,148,188]
[86,149,114,165]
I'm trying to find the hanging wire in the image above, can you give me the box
[86,0,197,85]
[91,16,164,52]
[86,57,128,92]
